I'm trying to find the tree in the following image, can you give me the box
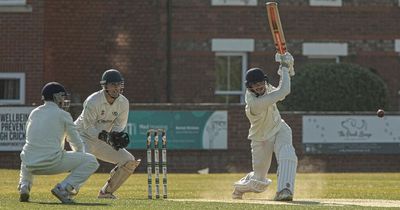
[281,63,389,111]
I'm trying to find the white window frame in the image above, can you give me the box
[212,38,253,104]
[309,0,342,7]
[302,42,348,63]
[0,0,25,6]
[395,39,400,53]
[212,38,254,52]
[214,52,247,103]
[0,72,25,105]
[211,0,257,6]
[0,0,31,12]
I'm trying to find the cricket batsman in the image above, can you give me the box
[232,52,297,201]
[74,69,140,199]
[18,82,99,203]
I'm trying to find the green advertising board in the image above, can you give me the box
[125,111,227,150]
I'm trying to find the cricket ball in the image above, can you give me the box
[377,109,385,118]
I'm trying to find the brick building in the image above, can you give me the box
[1,0,400,172]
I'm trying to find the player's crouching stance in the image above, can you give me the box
[18,82,99,203]
[232,52,297,201]
[74,69,140,199]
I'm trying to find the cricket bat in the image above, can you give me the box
[266,2,287,54]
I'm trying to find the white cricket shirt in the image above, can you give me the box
[20,101,84,167]
[75,89,129,141]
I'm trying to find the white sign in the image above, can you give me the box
[0,107,33,151]
[303,115,400,143]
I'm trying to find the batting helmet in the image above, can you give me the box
[100,69,124,85]
[245,68,269,88]
[41,82,67,101]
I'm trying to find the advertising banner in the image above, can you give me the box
[126,111,228,150]
[303,115,400,154]
[0,107,33,151]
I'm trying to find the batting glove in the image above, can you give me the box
[275,52,295,76]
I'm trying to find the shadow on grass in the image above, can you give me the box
[249,198,321,205]
[130,198,159,201]
[31,201,109,206]
[287,200,321,205]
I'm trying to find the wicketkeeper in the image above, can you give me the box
[232,52,297,201]
[74,69,140,199]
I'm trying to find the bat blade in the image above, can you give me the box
[266,2,287,54]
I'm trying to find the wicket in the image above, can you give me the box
[146,129,168,199]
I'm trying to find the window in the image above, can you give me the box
[0,73,25,105]
[302,42,348,63]
[212,38,253,104]
[215,53,247,103]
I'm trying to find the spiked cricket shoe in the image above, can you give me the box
[51,183,74,204]
[274,188,293,201]
[18,184,30,202]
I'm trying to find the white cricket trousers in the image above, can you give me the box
[251,120,293,180]
[82,137,135,166]
[19,151,99,190]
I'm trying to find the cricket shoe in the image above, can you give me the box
[18,183,30,202]
[65,184,78,197]
[98,190,117,199]
[232,189,244,199]
[274,188,293,201]
[51,183,75,204]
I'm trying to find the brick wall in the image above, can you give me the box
[43,1,166,103]
[1,104,399,173]
[1,1,399,106]
[0,0,44,104]
[168,0,400,107]
[26,0,399,108]
[1,1,400,172]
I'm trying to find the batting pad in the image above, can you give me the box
[277,144,297,193]
[102,159,140,193]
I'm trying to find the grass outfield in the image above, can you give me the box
[1,169,400,209]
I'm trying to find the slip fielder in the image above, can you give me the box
[18,82,99,203]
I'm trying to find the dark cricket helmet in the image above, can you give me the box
[41,82,67,101]
[100,69,124,85]
[245,68,269,88]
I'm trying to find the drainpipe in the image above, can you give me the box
[166,0,172,102]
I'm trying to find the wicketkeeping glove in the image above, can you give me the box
[98,130,130,151]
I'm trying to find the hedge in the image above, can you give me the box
[280,63,388,111]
